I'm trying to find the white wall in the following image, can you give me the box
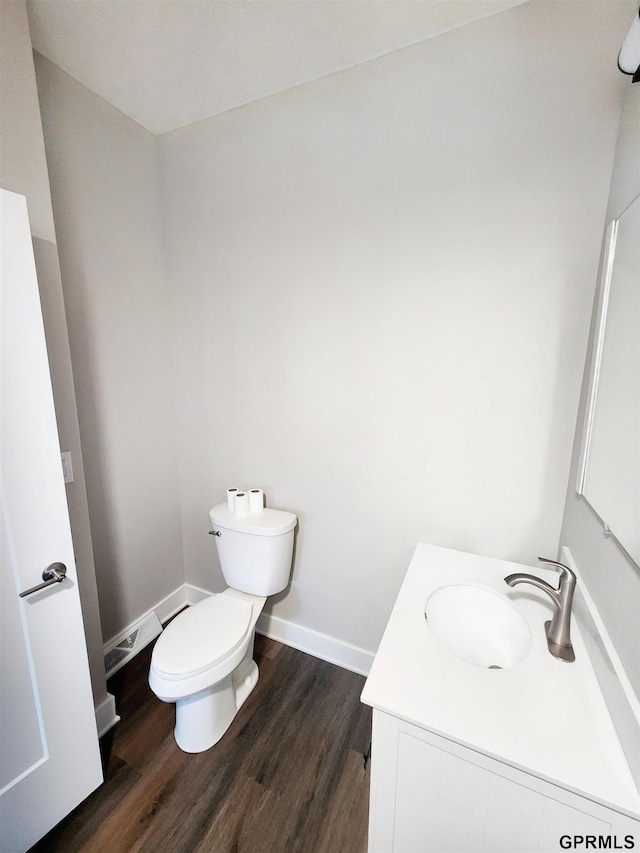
[0,0,54,243]
[159,1,627,654]
[0,0,106,705]
[560,82,640,697]
[35,56,184,642]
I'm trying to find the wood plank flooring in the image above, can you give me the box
[31,635,372,853]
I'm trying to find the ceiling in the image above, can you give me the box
[27,0,530,135]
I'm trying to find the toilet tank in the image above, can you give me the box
[209,503,297,596]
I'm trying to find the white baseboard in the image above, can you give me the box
[184,583,212,607]
[103,582,210,656]
[181,582,375,675]
[180,584,374,675]
[256,611,374,676]
[152,581,212,621]
[95,692,120,738]
[104,582,374,695]
[152,585,191,624]
[181,582,376,676]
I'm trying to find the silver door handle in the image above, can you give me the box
[19,562,67,598]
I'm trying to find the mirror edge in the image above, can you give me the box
[575,217,618,496]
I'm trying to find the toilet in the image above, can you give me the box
[149,501,297,753]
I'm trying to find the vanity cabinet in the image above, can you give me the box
[361,544,640,853]
[368,710,639,853]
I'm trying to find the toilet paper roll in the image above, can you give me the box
[249,488,264,512]
[233,491,250,515]
[227,488,239,511]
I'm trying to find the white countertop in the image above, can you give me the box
[361,543,640,818]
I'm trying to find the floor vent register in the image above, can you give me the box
[103,611,162,678]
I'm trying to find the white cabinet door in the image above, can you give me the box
[368,711,635,853]
[393,731,549,853]
[0,189,102,852]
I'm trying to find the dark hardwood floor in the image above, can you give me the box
[31,635,371,853]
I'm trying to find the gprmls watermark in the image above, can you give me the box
[559,837,635,850]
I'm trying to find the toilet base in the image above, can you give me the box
[174,659,259,753]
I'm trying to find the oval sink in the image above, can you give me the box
[424,585,532,669]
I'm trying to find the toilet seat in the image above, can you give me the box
[152,594,252,680]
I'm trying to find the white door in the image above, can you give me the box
[0,189,103,852]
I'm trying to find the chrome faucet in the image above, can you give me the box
[505,557,576,662]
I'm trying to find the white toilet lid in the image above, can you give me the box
[152,594,253,679]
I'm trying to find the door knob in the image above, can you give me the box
[19,562,67,598]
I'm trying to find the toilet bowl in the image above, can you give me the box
[149,501,296,753]
[149,589,266,752]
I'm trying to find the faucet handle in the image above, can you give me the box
[538,556,576,582]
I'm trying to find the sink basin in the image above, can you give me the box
[424,584,532,669]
